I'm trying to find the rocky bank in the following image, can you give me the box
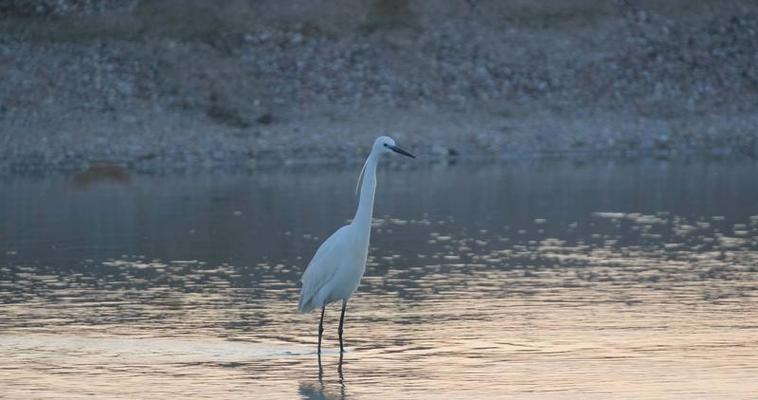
[1,0,757,172]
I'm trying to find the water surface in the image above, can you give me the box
[1,159,757,399]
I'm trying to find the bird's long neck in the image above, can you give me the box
[353,151,379,234]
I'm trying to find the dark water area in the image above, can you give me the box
[1,159,757,399]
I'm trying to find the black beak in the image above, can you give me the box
[389,145,416,158]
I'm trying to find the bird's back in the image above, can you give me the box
[298,224,369,313]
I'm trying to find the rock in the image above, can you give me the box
[256,113,274,125]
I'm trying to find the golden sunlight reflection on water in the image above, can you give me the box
[1,161,757,398]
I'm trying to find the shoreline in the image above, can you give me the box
[2,106,756,173]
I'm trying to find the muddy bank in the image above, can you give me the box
[1,1,757,171]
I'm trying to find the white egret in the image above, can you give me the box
[298,136,415,354]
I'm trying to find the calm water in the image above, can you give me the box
[1,159,757,399]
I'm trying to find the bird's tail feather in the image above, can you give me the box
[298,297,315,314]
[298,288,315,314]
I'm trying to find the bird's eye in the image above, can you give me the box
[383,143,388,147]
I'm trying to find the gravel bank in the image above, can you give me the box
[1,1,757,172]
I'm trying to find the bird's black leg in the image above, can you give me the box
[318,351,323,383]
[338,299,347,353]
[338,351,345,391]
[318,305,326,355]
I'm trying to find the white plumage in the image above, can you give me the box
[298,225,366,313]
[298,136,415,353]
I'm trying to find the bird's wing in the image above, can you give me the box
[298,225,352,312]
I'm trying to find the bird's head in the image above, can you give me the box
[373,136,415,158]
[354,136,415,196]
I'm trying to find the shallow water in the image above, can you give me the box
[1,159,757,399]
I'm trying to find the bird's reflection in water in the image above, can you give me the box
[298,354,346,400]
